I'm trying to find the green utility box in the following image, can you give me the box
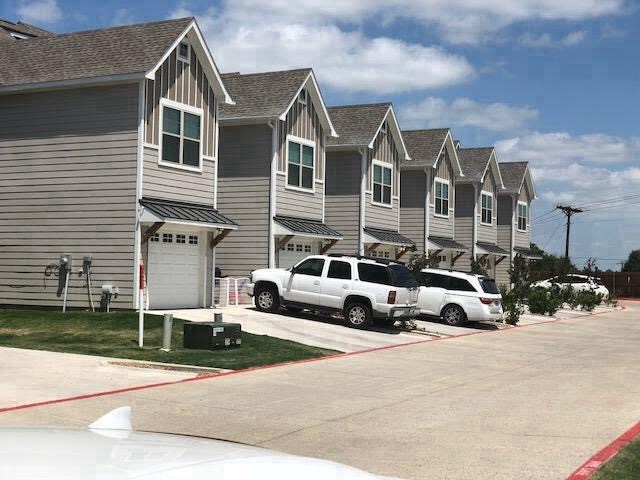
[183,321,242,350]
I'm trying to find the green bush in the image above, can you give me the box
[499,285,524,325]
[528,287,562,316]
[574,291,603,311]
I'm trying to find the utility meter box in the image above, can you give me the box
[183,322,242,350]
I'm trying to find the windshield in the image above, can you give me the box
[388,264,418,288]
[479,277,500,294]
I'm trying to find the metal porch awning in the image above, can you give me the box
[476,242,510,256]
[273,215,342,240]
[514,247,543,260]
[363,227,415,247]
[428,236,468,251]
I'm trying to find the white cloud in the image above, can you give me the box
[175,7,474,94]
[518,30,587,47]
[398,97,538,132]
[562,30,587,45]
[17,0,61,24]
[112,8,134,26]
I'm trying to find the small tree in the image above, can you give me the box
[471,257,489,276]
[622,249,640,272]
[509,254,530,300]
[407,252,440,277]
[582,257,600,276]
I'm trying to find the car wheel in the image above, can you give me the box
[442,304,467,327]
[344,302,371,329]
[254,285,280,313]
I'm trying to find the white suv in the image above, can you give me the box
[246,255,420,328]
[532,274,609,298]
[416,269,503,326]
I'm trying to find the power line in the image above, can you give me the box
[542,219,564,250]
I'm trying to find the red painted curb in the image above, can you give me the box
[618,297,640,302]
[566,421,640,479]
[0,304,626,414]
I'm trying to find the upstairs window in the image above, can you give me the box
[372,161,392,205]
[287,139,314,190]
[434,179,449,216]
[178,41,190,63]
[518,202,528,231]
[481,192,493,225]
[298,88,307,105]
[161,102,202,170]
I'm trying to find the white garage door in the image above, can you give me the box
[278,238,319,269]
[148,231,202,309]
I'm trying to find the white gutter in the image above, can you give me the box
[268,119,279,268]
[359,147,367,256]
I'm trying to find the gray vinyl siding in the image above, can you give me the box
[365,193,399,230]
[143,146,216,205]
[0,84,139,308]
[399,170,426,253]
[216,125,272,277]
[144,43,218,158]
[515,183,531,248]
[454,183,475,271]
[275,175,324,221]
[429,147,455,240]
[477,169,498,244]
[325,151,361,255]
[496,195,513,287]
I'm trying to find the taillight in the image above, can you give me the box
[479,297,493,305]
[388,291,396,304]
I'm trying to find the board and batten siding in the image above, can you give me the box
[399,170,426,253]
[216,125,272,277]
[477,169,498,244]
[325,151,361,255]
[495,194,513,287]
[0,84,139,309]
[275,96,326,221]
[429,148,455,240]
[515,183,531,248]
[454,183,475,271]
[365,125,401,232]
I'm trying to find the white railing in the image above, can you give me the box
[213,277,253,307]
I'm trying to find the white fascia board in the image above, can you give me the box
[442,130,464,177]
[522,164,538,199]
[144,20,234,105]
[279,71,338,137]
[490,150,506,189]
[139,209,237,231]
[367,105,411,161]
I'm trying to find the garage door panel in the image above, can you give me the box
[278,238,319,269]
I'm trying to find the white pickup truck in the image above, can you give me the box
[247,254,420,328]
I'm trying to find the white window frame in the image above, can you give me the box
[158,98,204,173]
[517,201,528,232]
[285,134,316,193]
[371,159,393,208]
[177,41,190,64]
[434,178,450,218]
[480,191,493,226]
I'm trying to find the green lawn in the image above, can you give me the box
[592,439,640,480]
[0,309,337,370]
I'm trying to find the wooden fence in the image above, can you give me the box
[529,271,640,298]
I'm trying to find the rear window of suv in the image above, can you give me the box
[479,277,500,294]
[388,264,418,288]
[358,263,391,285]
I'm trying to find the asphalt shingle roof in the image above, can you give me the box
[0,19,54,40]
[401,129,450,167]
[140,197,237,228]
[457,147,495,180]
[219,69,312,119]
[274,215,342,239]
[326,103,391,146]
[499,161,528,192]
[0,17,193,87]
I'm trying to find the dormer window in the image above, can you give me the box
[380,121,387,135]
[178,41,190,64]
[298,89,307,105]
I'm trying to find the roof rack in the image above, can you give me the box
[327,253,405,266]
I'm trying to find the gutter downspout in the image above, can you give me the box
[358,147,367,256]
[472,182,479,262]
[133,80,145,310]
[424,167,431,255]
[268,119,278,268]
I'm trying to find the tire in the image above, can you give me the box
[254,285,280,313]
[285,306,303,314]
[344,302,372,329]
[441,304,467,327]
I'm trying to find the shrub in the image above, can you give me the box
[471,257,490,276]
[509,254,530,301]
[407,253,440,277]
[500,284,524,325]
[528,287,562,316]
[574,291,603,311]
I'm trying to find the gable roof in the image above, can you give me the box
[219,68,336,136]
[458,147,505,188]
[0,17,232,103]
[499,161,537,198]
[0,19,53,40]
[326,103,410,160]
[401,128,463,175]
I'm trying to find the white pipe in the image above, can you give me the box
[62,269,70,313]
[138,287,144,347]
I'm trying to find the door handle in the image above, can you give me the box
[313,280,320,285]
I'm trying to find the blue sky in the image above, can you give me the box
[3,0,639,270]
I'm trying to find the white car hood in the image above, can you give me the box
[0,428,388,479]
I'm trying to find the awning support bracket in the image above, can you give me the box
[320,239,339,254]
[210,229,232,248]
[277,235,295,250]
[495,256,506,265]
[141,222,165,244]
[451,251,465,265]
[365,243,381,254]
[395,245,414,260]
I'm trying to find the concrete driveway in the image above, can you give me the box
[150,306,424,352]
[1,302,637,479]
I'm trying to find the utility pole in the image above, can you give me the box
[555,205,583,277]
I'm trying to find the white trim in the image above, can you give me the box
[358,147,367,256]
[143,142,159,150]
[202,154,216,161]
[133,80,145,309]
[177,41,190,64]
[284,134,316,193]
[140,209,237,231]
[424,168,431,253]
[433,177,450,218]
[480,190,494,226]
[268,120,278,268]
[442,130,464,176]
[371,159,393,207]
[480,149,505,190]
[517,200,528,232]
[275,170,286,176]
[368,106,411,161]
[157,98,204,173]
